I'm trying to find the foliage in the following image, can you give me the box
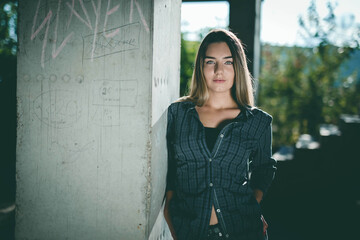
[180,34,199,96]
[0,0,17,203]
[0,0,17,55]
[258,1,360,147]
[0,0,17,82]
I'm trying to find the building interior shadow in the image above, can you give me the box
[263,148,359,240]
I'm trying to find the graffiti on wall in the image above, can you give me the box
[30,0,148,68]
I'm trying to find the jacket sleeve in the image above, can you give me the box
[250,118,277,195]
[166,105,176,192]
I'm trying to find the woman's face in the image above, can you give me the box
[203,42,235,95]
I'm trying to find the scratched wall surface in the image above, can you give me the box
[16,0,179,239]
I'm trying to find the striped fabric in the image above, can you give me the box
[166,101,276,240]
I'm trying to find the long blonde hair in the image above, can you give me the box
[184,29,254,107]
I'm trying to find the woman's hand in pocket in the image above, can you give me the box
[261,215,268,235]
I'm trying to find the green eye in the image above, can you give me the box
[206,60,215,64]
[225,61,233,65]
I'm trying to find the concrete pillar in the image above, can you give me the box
[16,0,180,239]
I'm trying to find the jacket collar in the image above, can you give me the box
[185,101,254,121]
[239,104,254,119]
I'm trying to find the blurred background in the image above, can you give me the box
[0,0,17,239]
[1,0,359,239]
[180,1,360,239]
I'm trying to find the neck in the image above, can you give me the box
[205,91,238,109]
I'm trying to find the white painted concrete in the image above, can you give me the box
[16,0,180,239]
[151,0,181,126]
[148,0,181,239]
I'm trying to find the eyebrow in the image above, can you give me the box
[204,56,233,59]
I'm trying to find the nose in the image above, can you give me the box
[214,62,224,75]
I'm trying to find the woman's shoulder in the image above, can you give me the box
[168,96,195,112]
[248,106,273,123]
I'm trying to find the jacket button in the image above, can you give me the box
[209,183,213,187]
[209,158,212,162]
[220,134,224,138]
[225,234,229,238]
[216,209,220,213]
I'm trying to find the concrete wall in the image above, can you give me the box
[16,0,180,239]
[148,0,181,239]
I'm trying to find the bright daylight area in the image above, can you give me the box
[182,0,360,46]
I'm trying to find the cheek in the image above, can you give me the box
[226,66,235,77]
[229,69,235,85]
[203,67,213,78]
[203,65,212,72]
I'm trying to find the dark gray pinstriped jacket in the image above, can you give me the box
[166,101,276,240]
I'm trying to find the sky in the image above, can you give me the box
[181,0,360,46]
[181,1,229,41]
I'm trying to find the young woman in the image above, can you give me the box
[164,29,276,240]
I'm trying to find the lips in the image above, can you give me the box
[213,79,226,83]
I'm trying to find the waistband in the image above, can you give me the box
[206,223,224,239]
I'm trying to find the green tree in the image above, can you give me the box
[258,1,360,147]
[0,1,17,55]
[180,33,198,96]
[259,45,311,146]
[0,0,17,82]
